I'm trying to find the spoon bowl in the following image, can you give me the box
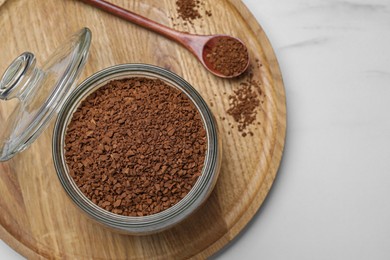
[80,0,250,78]
[201,35,249,78]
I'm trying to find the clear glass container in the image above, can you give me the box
[52,64,221,234]
[0,28,221,234]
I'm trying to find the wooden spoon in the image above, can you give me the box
[80,0,249,78]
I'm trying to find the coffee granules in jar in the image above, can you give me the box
[205,37,248,77]
[64,77,207,216]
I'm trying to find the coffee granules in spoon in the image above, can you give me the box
[65,78,207,216]
[205,37,248,77]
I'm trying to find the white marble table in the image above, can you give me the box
[2,0,390,259]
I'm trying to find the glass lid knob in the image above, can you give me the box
[0,52,38,100]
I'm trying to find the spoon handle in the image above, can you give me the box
[80,0,191,45]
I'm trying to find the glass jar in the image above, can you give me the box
[53,64,221,234]
[0,28,221,234]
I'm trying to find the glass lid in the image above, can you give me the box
[0,28,91,161]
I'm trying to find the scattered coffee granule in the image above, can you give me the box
[176,0,202,21]
[65,78,207,216]
[205,37,248,77]
[174,0,211,24]
[227,82,259,132]
[226,64,264,136]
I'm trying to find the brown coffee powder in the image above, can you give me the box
[205,38,248,77]
[65,78,207,216]
[175,0,211,23]
[176,0,202,21]
[226,63,264,136]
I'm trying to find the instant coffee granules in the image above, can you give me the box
[226,62,265,137]
[64,77,207,216]
[176,0,201,21]
[175,0,211,23]
[227,81,259,133]
[205,37,248,77]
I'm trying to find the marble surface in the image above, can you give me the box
[1,0,390,259]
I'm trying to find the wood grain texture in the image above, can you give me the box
[0,0,286,259]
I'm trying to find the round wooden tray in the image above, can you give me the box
[0,0,286,258]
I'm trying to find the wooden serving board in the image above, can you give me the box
[0,0,286,259]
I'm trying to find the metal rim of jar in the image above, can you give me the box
[52,64,220,234]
